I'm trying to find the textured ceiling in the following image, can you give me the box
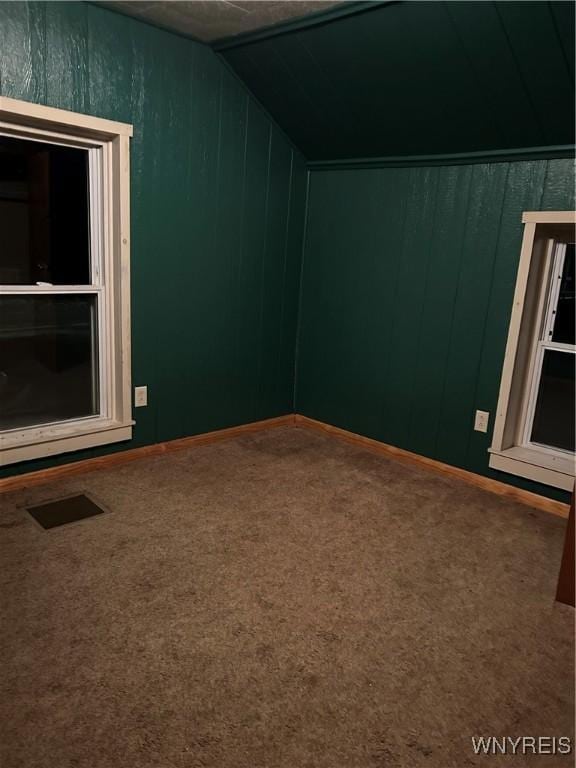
[222,0,575,161]
[99,0,344,43]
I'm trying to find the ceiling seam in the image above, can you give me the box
[546,0,575,87]
[442,1,506,151]
[491,0,547,147]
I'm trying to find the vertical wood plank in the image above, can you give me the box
[408,164,473,458]
[383,167,440,448]
[361,167,411,441]
[45,2,89,113]
[280,152,308,411]
[151,34,193,441]
[86,4,133,124]
[0,1,46,103]
[541,158,576,210]
[257,127,292,420]
[435,163,508,467]
[183,44,223,436]
[213,68,249,429]
[236,100,271,423]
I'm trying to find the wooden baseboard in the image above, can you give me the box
[1,412,569,518]
[294,415,570,518]
[0,415,296,494]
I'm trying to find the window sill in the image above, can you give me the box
[0,419,134,465]
[488,445,575,491]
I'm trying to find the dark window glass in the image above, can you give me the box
[0,295,99,430]
[551,244,575,345]
[0,136,90,285]
[530,350,575,452]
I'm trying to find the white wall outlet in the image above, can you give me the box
[474,409,490,433]
[134,386,148,408]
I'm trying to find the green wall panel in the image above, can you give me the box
[0,1,307,477]
[297,159,575,502]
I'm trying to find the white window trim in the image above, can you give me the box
[0,96,133,465]
[489,211,576,492]
[520,242,574,452]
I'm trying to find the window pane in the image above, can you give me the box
[551,244,575,345]
[0,136,90,285]
[530,350,575,452]
[0,295,99,430]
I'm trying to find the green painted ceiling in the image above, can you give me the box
[219,0,575,161]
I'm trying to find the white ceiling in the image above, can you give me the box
[99,1,344,43]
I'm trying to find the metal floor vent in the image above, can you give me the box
[27,494,107,530]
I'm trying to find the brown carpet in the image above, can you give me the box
[0,426,573,768]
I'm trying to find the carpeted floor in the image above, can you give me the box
[0,426,573,768]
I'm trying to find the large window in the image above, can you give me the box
[0,97,133,465]
[490,212,575,491]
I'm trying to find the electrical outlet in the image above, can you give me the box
[474,409,489,433]
[134,386,148,408]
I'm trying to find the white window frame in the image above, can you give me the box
[0,96,133,465]
[521,242,575,452]
[489,211,576,492]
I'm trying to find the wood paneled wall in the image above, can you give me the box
[0,2,307,477]
[296,160,575,502]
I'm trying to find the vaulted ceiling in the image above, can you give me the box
[102,0,575,162]
[218,0,575,161]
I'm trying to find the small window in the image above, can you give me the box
[490,213,576,491]
[0,97,133,465]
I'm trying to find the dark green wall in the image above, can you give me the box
[1,3,574,503]
[0,1,307,477]
[296,159,575,502]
